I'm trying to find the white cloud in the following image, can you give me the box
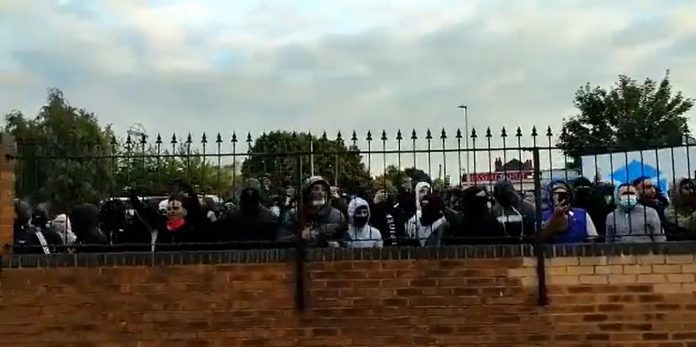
[0,0,695,142]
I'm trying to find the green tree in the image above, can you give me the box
[559,71,693,165]
[241,131,372,193]
[373,165,431,193]
[4,90,240,211]
[4,88,115,212]
[113,131,241,199]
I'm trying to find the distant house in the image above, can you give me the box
[494,158,533,172]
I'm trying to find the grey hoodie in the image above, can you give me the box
[606,184,665,243]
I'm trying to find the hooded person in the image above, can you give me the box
[13,199,56,254]
[218,178,278,248]
[278,176,346,247]
[414,181,432,213]
[540,180,599,244]
[442,186,507,245]
[605,184,664,243]
[52,213,77,246]
[330,186,349,219]
[342,197,383,248]
[572,177,612,240]
[69,204,109,251]
[491,179,537,242]
[664,178,696,237]
[406,193,447,246]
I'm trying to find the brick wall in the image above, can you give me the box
[2,247,696,346]
[0,133,14,254]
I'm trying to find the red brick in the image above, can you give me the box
[0,254,694,345]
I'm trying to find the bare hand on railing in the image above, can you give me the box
[301,227,313,241]
[373,190,387,205]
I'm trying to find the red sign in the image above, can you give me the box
[463,171,534,183]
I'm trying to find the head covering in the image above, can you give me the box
[347,197,371,226]
[573,177,592,188]
[493,179,519,207]
[303,176,330,207]
[542,179,574,210]
[414,181,432,211]
[158,199,169,214]
[669,178,695,209]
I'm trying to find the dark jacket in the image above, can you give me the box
[443,186,507,245]
[129,187,212,251]
[278,176,347,247]
[70,204,109,252]
[491,180,537,242]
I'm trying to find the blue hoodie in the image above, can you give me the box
[542,180,598,244]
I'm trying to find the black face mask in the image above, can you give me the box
[574,187,592,206]
[353,217,368,227]
[240,189,261,209]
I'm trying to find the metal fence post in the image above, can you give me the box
[295,154,306,311]
[532,146,549,306]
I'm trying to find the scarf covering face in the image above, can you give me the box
[166,199,187,231]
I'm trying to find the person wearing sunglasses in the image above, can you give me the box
[665,178,696,238]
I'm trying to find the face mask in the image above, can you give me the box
[312,197,326,207]
[618,195,638,209]
[353,217,368,227]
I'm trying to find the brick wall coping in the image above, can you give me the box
[3,242,696,268]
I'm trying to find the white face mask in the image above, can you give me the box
[312,197,326,207]
[310,184,327,207]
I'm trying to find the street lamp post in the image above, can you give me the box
[458,105,469,186]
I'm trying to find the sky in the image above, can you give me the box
[1,0,696,169]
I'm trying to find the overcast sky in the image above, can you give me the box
[1,0,695,146]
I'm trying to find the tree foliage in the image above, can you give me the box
[241,131,372,194]
[4,89,236,212]
[559,71,693,164]
[373,165,431,193]
[4,89,115,212]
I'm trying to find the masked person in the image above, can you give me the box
[342,197,383,248]
[69,204,109,251]
[443,186,506,245]
[129,182,210,251]
[278,176,346,247]
[13,199,60,254]
[491,179,537,242]
[605,184,664,243]
[52,213,77,246]
[406,193,447,246]
[540,180,599,244]
[219,178,278,248]
[572,177,611,241]
[370,189,408,247]
[330,186,349,219]
[664,178,696,238]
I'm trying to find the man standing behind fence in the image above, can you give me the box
[278,176,346,247]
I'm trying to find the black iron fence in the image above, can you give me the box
[8,126,696,242]
[6,126,696,307]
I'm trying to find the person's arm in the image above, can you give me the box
[605,213,615,243]
[276,209,298,243]
[313,211,348,241]
[584,213,598,242]
[650,209,666,242]
[539,207,568,242]
[372,228,384,248]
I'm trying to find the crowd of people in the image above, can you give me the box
[11,173,696,254]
